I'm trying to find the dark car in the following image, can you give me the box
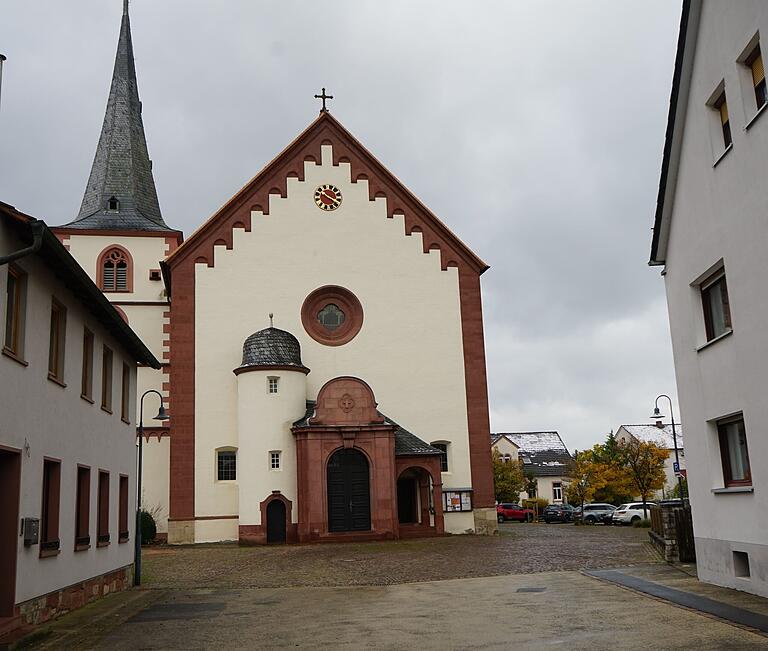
[573,503,617,524]
[542,504,576,523]
[497,503,535,523]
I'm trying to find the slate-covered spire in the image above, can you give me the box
[63,0,170,231]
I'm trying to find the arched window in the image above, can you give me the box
[98,246,133,293]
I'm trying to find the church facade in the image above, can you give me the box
[56,2,496,545]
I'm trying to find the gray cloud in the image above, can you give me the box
[0,0,682,451]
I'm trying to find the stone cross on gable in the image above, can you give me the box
[314,88,333,113]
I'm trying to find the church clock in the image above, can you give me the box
[314,184,343,211]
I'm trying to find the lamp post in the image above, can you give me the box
[135,390,168,586]
[0,54,7,114]
[651,394,685,508]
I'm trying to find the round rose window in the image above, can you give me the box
[301,286,363,346]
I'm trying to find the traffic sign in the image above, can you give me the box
[673,461,680,473]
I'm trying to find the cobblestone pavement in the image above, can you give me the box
[142,523,658,589]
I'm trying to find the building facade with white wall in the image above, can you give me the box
[0,203,160,632]
[651,0,768,597]
[616,424,685,499]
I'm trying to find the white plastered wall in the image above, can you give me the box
[64,234,171,533]
[0,223,137,604]
[194,144,473,535]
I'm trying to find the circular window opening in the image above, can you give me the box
[301,286,363,346]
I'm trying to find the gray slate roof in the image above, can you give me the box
[493,432,573,477]
[237,327,307,371]
[618,424,684,451]
[293,402,442,457]
[60,1,171,232]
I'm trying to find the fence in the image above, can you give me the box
[648,502,695,563]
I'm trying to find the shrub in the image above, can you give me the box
[633,518,651,528]
[140,509,157,543]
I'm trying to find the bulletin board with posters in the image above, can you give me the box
[443,490,473,512]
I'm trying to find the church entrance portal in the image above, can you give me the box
[266,499,287,543]
[397,476,418,523]
[327,448,371,532]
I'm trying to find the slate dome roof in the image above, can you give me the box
[236,327,308,372]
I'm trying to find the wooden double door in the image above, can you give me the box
[327,448,371,532]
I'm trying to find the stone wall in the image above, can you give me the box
[649,504,680,562]
[15,564,133,626]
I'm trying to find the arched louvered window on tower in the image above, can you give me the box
[98,246,133,293]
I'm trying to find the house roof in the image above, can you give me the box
[1,202,160,368]
[293,401,442,457]
[58,0,176,234]
[618,424,684,451]
[492,431,573,477]
[163,110,488,275]
[236,326,307,373]
[649,0,701,265]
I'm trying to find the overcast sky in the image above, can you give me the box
[0,1,682,452]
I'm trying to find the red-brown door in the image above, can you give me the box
[0,448,21,617]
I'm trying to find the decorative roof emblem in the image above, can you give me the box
[339,394,355,413]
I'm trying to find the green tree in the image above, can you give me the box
[618,438,669,518]
[589,433,634,505]
[492,449,525,503]
[524,471,538,499]
[565,451,609,514]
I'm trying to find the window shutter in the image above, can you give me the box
[751,51,765,86]
[116,263,127,290]
[103,264,115,290]
[719,100,729,125]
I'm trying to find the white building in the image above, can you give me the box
[491,432,572,504]
[616,424,685,499]
[0,203,160,632]
[55,3,497,545]
[650,0,768,597]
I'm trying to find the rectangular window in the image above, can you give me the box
[97,471,110,546]
[270,451,281,470]
[715,92,732,149]
[268,377,279,394]
[552,482,563,502]
[718,416,752,487]
[3,265,26,358]
[121,362,131,423]
[432,443,449,472]
[217,450,237,481]
[41,459,61,555]
[747,44,767,110]
[701,270,732,341]
[75,466,90,550]
[119,475,129,543]
[81,328,94,401]
[101,346,113,412]
[48,299,67,382]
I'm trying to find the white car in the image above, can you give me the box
[611,502,656,525]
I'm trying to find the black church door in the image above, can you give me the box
[327,448,371,532]
[266,499,286,543]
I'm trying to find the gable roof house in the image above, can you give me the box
[616,424,685,500]
[491,432,573,504]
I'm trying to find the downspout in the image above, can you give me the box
[0,220,44,266]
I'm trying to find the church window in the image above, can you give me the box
[301,286,363,347]
[317,304,345,331]
[431,442,449,472]
[268,377,279,394]
[270,451,281,470]
[107,196,119,211]
[99,246,132,293]
[217,449,237,481]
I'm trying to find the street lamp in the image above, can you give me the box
[135,389,168,587]
[0,54,7,114]
[651,394,685,508]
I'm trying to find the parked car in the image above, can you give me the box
[497,503,535,523]
[542,504,576,523]
[573,503,617,524]
[611,502,656,525]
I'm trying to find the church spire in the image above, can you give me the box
[62,0,171,231]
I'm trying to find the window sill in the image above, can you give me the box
[74,543,91,552]
[745,102,767,131]
[47,373,67,388]
[711,486,753,494]
[696,329,733,352]
[713,143,733,168]
[101,406,113,415]
[39,548,60,559]
[119,535,129,544]
[2,347,28,367]
[81,394,94,404]
[97,540,111,548]
[121,417,131,425]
